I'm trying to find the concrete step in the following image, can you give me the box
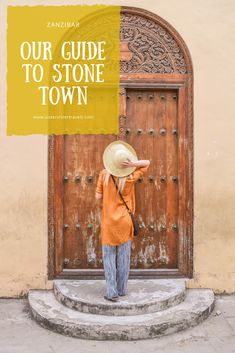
[28,288,215,341]
[53,279,186,316]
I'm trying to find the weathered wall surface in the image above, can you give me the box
[0,0,234,296]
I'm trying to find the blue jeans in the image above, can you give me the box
[102,240,132,298]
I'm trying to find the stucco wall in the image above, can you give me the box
[0,0,234,296]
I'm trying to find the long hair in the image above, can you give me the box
[103,169,127,193]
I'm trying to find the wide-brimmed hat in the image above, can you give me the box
[103,141,138,177]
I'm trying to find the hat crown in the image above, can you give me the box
[113,149,129,168]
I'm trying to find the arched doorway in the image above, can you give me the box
[48,6,193,279]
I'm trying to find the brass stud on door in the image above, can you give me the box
[149,95,154,100]
[149,224,154,230]
[172,95,177,100]
[87,223,93,229]
[172,224,178,231]
[160,128,166,136]
[138,176,143,183]
[172,176,178,182]
[137,128,143,135]
[63,176,69,182]
[63,258,69,265]
[160,175,166,182]
[172,128,178,135]
[75,223,81,229]
[126,95,130,100]
[126,128,131,135]
[160,95,166,100]
[160,224,166,232]
[64,224,69,229]
[137,95,142,100]
[75,176,81,183]
[86,176,93,183]
[148,175,155,182]
[74,258,81,267]
[148,128,154,135]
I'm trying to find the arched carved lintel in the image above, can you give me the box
[121,6,193,75]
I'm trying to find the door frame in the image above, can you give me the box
[47,7,194,280]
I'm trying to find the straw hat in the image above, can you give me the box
[103,141,138,177]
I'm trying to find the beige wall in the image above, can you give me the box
[0,0,235,296]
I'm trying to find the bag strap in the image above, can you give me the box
[111,174,131,214]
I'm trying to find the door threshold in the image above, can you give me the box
[54,268,189,280]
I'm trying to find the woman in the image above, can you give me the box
[95,141,150,302]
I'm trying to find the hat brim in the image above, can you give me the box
[103,141,138,177]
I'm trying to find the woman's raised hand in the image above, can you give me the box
[121,157,135,168]
[122,158,150,168]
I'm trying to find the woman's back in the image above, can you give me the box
[96,165,149,245]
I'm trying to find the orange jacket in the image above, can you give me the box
[96,165,149,245]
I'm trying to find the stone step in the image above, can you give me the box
[28,288,215,341]
[53,279,186,316]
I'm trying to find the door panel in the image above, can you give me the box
[63,134,114,269]
[125,89,178,268]
[62,88,179,270]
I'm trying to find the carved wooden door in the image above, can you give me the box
[48,6,193,279]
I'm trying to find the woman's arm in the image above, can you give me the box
[96,171,103,201]
[95,192,102,200]
[122,158,150,168]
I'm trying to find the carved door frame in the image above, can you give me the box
[48,6,194,279]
